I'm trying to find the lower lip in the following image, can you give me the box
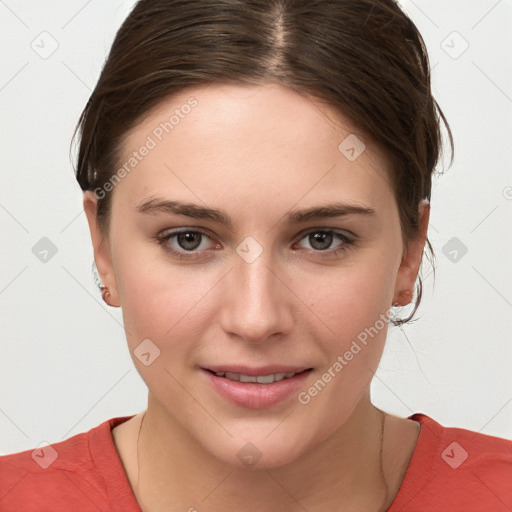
[203,369,312,409]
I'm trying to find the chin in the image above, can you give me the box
[204,432,313,471]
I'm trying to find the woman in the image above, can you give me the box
[1,0,511,510]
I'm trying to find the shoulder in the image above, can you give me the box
[412,412,512,471]
[0,415,137,512]
[389,413,512,512]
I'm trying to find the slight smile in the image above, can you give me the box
[202,366,314,409]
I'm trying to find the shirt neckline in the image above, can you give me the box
[91,412,441,511]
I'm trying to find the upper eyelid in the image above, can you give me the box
[294,226,355,240]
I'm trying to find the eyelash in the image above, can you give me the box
[154,228,355,260]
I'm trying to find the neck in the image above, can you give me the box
[132,393,390,512]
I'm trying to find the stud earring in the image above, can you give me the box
[100,285,115,307]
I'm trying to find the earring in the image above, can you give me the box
[100,285,115,307]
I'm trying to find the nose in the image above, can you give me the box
[219,246,294,344]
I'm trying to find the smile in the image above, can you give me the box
[203,368,313,408]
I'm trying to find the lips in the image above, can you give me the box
[202,365,313,408]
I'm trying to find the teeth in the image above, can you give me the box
[215,371,301,383]
[256,374,274,384]
[240,374,257,383]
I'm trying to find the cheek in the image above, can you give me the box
[112,237,206,355]
[119,267,211,350]
[310,256,396,344]
[295,263,395,430]
[116,262,211,398]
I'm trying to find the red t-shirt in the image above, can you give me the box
[1,413,511,511]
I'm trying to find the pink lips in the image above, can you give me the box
[202,366,313,409]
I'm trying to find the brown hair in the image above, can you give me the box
[72,0,453,326]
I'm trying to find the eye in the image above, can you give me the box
[154,229,219,260]
[294,229,355,256]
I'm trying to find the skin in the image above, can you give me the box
[83,83,429,511]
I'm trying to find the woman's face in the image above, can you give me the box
[84,83,427,468]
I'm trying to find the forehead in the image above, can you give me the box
[114,83,394,215]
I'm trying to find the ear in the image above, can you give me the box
[392,199,430,306]
[83,191,119,307]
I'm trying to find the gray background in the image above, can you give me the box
[1,0,511,455]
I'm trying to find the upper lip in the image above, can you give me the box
[204,365,312,376]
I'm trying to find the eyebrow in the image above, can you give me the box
[136,197,376,229]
